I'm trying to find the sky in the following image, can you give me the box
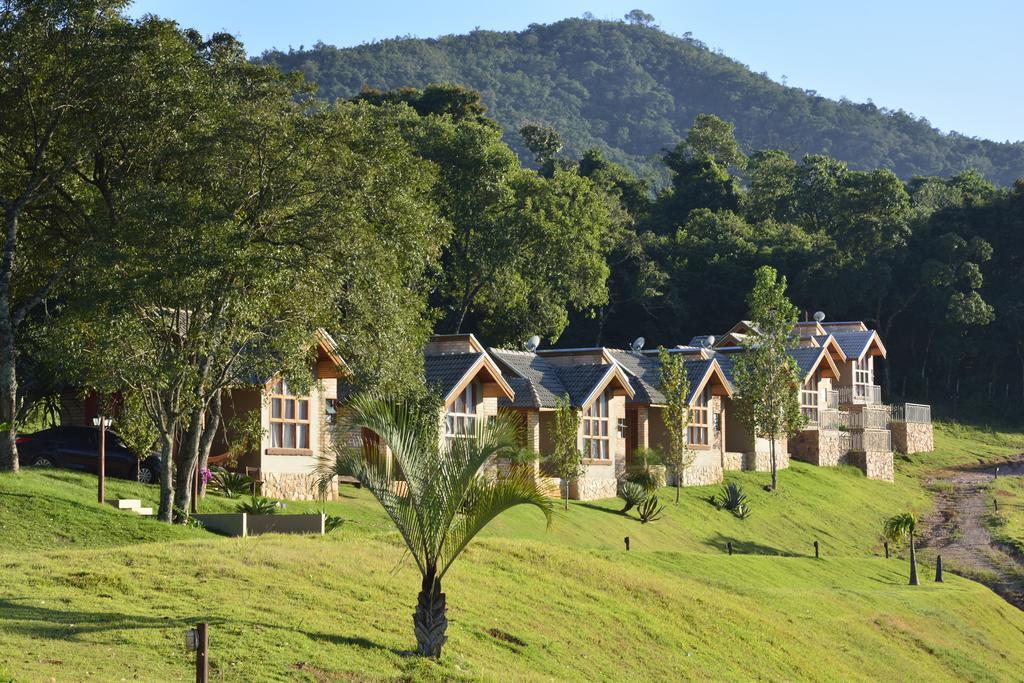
[127,1,1023,143]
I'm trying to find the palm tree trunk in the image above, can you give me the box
[413,569,448,658]
[909,532,919,586]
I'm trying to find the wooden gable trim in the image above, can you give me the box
[819,335,848,363]
[579,364,636,410]
[689,360,733,405]
[804,347,840,383]
[443,354,515,407]
[862,331,888,360]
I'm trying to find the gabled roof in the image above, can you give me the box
[813,334,849,362]
[490,348,633,409]
[788,345,840,382]
[607,350,732,406]
[424,350,515,404]
[829,329,887,361]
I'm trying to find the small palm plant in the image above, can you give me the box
[315,395,553,659]
[883,512,920,586]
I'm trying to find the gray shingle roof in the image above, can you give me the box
[489,349,567,409]
[788,346,826,380]
[555,364,616,407]
[830,331,875,361]
[424,353,481,399]
[608,349,719,405]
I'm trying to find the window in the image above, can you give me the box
[688,387,710,446]
[801,374,820,424]
[270,379,310,450]
[583,391,610,460]
[445,381,478,441]
[854,357,871,397]
[617,418,626,438]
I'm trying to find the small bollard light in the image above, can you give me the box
[935,555,944,583]
[814,540,820,559]
[624,536,630,551]
[884,541,889,559]
[185,623,209,682]
[185,628,198,652]
[727,541,733,556]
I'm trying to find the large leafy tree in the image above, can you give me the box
[732,266,806,491]
[65,36,444,520]
[0,0,191,471]
[315,395,552,658]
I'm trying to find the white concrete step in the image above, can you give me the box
[116,499,141,510]
[132,507,153,516]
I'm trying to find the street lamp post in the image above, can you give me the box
[93,415,112,504]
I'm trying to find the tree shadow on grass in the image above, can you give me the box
[576,502,628,517]
[703,533,803,557]
[0,597,223,639]
[0,597,405,656]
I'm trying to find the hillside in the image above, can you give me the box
[259,18,1024,185]
[2,425,1024,680]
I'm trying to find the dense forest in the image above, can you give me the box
[260,15,1024,187]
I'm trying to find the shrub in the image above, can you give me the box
[318,510,344,533]
[637,495,664,524]
[617,480,648,513]
[716,482,752,520]
[209,467,254,498]
[237,496,282,515]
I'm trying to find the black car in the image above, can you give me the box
[17,426,161,484]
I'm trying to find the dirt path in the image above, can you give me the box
[921,455,1024,609]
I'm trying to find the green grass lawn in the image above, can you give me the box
[0,422,1023,681]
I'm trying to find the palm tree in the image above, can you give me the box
[315,394,553,658]
[883,512,920,586]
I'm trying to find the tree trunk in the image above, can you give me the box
[0,338,18,472]
[196,391,222,497]
[908,532,919,586]
[157,431,175,522]
[675,480,680,504]
[173,406,205,519]
[413,570,448,658]
[769,434,777,491]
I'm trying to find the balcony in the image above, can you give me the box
[800,389,820,425]
[837,384,882,406]
[851,429,892,452]
[890,402,931,425]
[847,409,889,430]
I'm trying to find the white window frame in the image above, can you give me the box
[270,379,311,450]
[582,390,611,461]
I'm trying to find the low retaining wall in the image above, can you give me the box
[891,422,934,454]
[569,477,618,501]
[791,429,849,467]
[261,472,338,501]
[193,513,325,537]
[744,449,790,472]
[849,450,894,482]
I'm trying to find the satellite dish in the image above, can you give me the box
[525,335,541,352]
[706,335,716,347]
[630,337,645,353]
[813,311,826,323]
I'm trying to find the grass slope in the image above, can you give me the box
[0,423,1022,681]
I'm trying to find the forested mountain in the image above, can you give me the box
[260,16,1024,186]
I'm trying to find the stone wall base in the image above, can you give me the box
[891,422,934,454]
[791,429,849,467]
[261,472,338,501]
[849,450,894,482]
[667,462,723,487]
[568,477,618,501]
[723,452,743,471]
[744,449,790,472]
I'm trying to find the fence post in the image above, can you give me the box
[935,555,944,583]
[884,541,889,559]
[196,623,208,683]
[814,540,819,559]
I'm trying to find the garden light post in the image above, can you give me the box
[93,415,112,504]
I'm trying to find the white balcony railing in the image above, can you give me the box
[824,390,839,410]
[851,429,892,452]
[890,403,931,424]
[837,384,882,406]
[847,410,890,430]
[818,409,849,430]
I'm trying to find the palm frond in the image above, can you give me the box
[883,512,917,542]
[437,468,553,578]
